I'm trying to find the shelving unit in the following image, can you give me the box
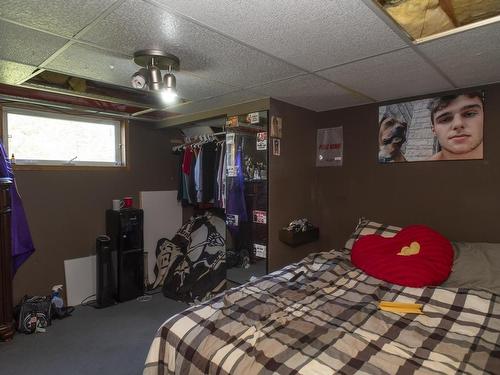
[225,111,268,280]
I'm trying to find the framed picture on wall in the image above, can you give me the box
[272,138,281,156]
[270,116,282,138]
[378,90,485,163]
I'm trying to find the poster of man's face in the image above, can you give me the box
[378,91,484,163]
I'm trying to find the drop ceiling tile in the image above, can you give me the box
[80,0,302,87]
[0,0,117,38]
[418,22,500,87]
[149,0,408,71]
[318,48,454,101]
[167,90,266,116]
[0,20,68,66]
[45,43,135,87]
[251,74,371,112]
[0,60,37,84]
[174,73,237,101]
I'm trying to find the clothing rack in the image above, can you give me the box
[172,131,226,152]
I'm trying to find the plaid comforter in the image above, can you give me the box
[144,250,500,374]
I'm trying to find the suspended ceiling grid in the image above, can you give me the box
[0,0,499,123]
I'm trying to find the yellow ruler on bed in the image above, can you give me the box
[378,301,423,314]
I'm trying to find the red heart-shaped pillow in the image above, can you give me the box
[351,225,453,287]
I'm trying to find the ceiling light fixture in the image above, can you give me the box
[132,49,180,104]
[161,68,178,104]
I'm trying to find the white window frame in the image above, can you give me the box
[1,106,126,168]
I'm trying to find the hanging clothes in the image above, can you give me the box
[175,138,227,207]
[217,143,226,208]
[0,140,35,274]
[187,150,197,204]
[194,147,203,203]
[176,149,184,203]
[221,143,226,209]
[177,149,192,206]
[201,142,217,203]
[182,147,193,175]
[182,147,195,205]
[226,144,247,236]
[213,144,221,207]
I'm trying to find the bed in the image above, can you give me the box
[144,220,500,374]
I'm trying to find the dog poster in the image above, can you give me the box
[378,90,484,163]
[316,126,343,167]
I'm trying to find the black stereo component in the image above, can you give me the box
[106,209,144,302]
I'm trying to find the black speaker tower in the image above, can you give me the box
[95,235,115,308]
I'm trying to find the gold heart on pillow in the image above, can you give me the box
[351,225,453,287]
[397,241,420,256]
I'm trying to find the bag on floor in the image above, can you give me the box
[14,295,52,334]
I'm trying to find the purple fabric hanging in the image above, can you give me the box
[0,141,35,274]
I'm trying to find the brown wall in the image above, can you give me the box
[16,83,499,298]
[315,83,500,251]
[12,121,179,302]
[268,99,328,271]
[269,83,500,271]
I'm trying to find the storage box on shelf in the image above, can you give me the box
[279,227,319,247]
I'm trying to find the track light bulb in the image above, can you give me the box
[161,72,177,103]
[148,65,163,91]
[163,72,176,90]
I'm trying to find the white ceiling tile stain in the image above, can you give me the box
[251,74,371,112]
[149,0,408,71]
[0,20,68,66]
[418,21,500,87]
[318,48,454,101]
[0,0,118,38]
[0,60,37,85]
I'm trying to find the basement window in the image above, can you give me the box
[1,107,126,168]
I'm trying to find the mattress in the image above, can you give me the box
[144,249,500,374]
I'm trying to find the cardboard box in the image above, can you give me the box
[226,114,264,128]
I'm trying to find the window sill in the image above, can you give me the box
[12,164,129,172]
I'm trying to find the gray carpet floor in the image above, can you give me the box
[0,294,188,375]
[226,259,267,285]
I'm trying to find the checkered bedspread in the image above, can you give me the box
[144,250,500,374]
